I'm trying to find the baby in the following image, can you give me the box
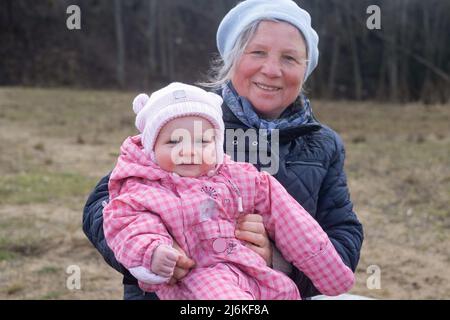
[103,82,354,299]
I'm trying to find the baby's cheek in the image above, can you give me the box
[156,149,176,171]
[202,145,217,165]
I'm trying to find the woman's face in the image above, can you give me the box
[231,21,308,119]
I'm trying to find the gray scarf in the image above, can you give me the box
[222,82,313,132]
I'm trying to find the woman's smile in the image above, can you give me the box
[253,82,282,92]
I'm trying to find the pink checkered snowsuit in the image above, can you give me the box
[103,135,355,299]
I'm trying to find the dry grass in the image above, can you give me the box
[0,87,448,299]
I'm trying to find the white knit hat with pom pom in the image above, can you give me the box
[132,82,225,164]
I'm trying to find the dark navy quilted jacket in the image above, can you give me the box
[82,102,364,298]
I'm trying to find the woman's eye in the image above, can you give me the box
[250,50,265,56]
[283,55,297,62]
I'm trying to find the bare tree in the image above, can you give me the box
[343,1,363,100]
[326,13,342,99]
[147,0,158,78]
[114,0,125,87]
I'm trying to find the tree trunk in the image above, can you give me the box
[167,5,175,81]
[398,0,409,102]
[158,3,168,78]
[376,45,387,100]
[344,2,363,100]
[420,2,432,103]
[147,0,158,80]
[326,4,341,99]
[114,0,125,87]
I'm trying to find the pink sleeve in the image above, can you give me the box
[103,185,172,274]
[254,172,355,296]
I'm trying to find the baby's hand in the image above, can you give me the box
[151,244,180,278]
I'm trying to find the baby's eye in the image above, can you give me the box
[168,140,180,144]
[195,139,212,144]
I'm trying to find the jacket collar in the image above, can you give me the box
[221,101,322,142]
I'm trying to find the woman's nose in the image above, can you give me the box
[260,56,282,78]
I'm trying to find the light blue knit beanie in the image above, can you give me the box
[216,0,319,81]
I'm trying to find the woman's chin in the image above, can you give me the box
[252,102,284,120]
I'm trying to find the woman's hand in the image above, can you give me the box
[235,214,273,267]
[168,241,196,285]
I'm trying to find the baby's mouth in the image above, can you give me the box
[177,161,201,165]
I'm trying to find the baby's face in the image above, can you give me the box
[154,116,217,177]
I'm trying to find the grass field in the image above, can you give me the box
[0,87,448,299]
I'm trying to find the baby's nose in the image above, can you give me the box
[179,143,203,163]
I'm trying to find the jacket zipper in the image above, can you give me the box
[227,179,244,213]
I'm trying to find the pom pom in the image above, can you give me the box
[132,93,150,114]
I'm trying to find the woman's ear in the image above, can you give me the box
[132,93,150,114]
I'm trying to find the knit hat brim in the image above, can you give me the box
[141,102,225,165]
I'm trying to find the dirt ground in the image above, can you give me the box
[0,87,448,300]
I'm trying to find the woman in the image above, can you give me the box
[83,0,363,299]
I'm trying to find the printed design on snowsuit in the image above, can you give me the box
[201,185,219,199]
